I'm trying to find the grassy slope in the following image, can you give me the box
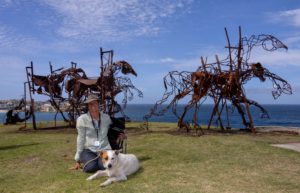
[0,122,300,193]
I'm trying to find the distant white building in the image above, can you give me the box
[0,103,7,109]
[41,104,55,112]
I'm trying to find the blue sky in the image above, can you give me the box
[0,0,300,104]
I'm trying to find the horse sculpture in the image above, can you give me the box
[64,60,142,117]
[143,27,292,134]
[26,49,142,128]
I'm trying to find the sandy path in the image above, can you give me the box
[271,143,300,153]
[255,126,300,153]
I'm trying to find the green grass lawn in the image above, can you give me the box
[0,122,300,193]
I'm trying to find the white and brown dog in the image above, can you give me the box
[86,150,139,186]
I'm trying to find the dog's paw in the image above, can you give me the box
[100,180,111,187]
[86,176,94,181]
[100,182,107,187]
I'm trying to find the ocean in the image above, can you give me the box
[1,104,300,128]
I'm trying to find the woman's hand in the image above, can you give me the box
[69,162,81,170]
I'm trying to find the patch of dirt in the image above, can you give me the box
[15,126,76,134]
[24,156,40,164]
[166,128,245,137]
[165,126,300,137]
[256,126,300,135]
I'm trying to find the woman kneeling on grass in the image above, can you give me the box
[70,93,125,173]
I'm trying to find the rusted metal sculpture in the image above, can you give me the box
[63,49,143,123]
[4,98,32,125]
[25,48,142,129]
[144,27,292,134]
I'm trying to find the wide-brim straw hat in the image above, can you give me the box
[84,93,99,104]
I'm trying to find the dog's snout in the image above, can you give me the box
[108,164,112,169]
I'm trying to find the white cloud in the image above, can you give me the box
[140,35,299,72]
[138,56,199,70]
[0,24,88,56]
[139,45,229,71]
[170,48,228,71]
[269,8,300,27]
[0,0,13,7]
[253,48,300,67]
[171,58,200,71]
[282,35,300,50]
[42,0,193,41]
[160,57,175,63]
[0,26,17,48]
[279,9,300,27]
[0,26,42,54]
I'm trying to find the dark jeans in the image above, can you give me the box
[80,149,105,173]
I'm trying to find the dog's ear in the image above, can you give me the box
[99,151,104,158]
